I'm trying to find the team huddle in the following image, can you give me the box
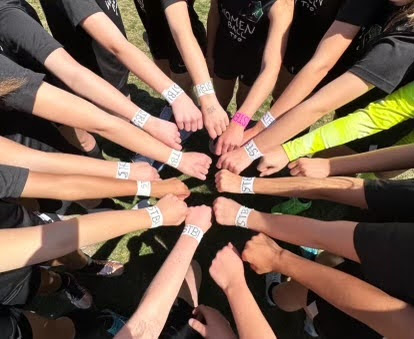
[1,0,414,338]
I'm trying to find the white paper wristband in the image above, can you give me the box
[235,206,253,228]
[240,177,255,194]
[260,111,276,128]
[116,162,131,180]
[182,224,204,243]
[195,80,215,98]
[162,83,184,105]
[131,109,151,129]
[167,150,183,169]
[137,181,151,197]
[146,206,163,228]
[244,140,263,161]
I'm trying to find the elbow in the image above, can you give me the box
[306,58,336,78]
[106,39,129,58]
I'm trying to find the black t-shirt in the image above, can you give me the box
[162,0,195,10]
[0,54,45,113]
[355,222,414,306]
[0,0,62,73]
[0,164,28,199]
[350,28,414,93]
[216,0,276,50]
[284,0,386,74]
[40,0,130,93]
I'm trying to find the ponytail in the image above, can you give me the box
[0,78,26,98]
[385,2,414,32]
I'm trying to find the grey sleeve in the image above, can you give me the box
[0,164,29,198]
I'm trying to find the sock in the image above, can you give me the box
[85,143,103,159]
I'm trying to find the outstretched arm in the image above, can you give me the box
[0,195,187,273]
[290,144,414,178]
[80,11,202,135]
[164,0,229,139]
[215,0,293,155]
[209,244,276,339]
[243,236,414,339]
[32,82,212,180]
[117,206,212,339]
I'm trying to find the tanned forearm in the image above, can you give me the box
[118,235,199,339]
[253,176,367,208]
[328,144,414,176]
[280,252,414,339]
[248,211,360,262]
[0,209,152,272]
[225,282,276,339]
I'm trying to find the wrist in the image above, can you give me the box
[224,277,248,297]
[199,93,218,107]
[275,248,296,275]
[327,158,337,176]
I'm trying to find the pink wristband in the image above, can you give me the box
[232,112,250,128]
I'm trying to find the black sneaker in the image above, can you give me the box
[62,273,93,309]
[78,256,124,278]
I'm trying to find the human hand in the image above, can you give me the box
[288,158,331,178]
[257,145,289,177]
[178,152,212,181]
[153,178,190,200]
[185,205,213,233]
[201,97,229,139]
[213,197,242,226]
[242,233,285,274]
[156,194,187,226]
[130,162,160,181]
[210,243,246,293]
[144,117,182,150]
[215,122,244,155]
[215,170,242,194]
[217,146,252,174]
[189,305,236,339]
[171,93,203,132]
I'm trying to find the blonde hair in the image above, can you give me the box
[0,78,26,98]
[385,2,414,31]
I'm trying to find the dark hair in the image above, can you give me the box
[385,2,414,32]
[0,78,26,98]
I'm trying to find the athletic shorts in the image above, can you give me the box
[0,307,33,339]
[306,261,382,339]
[160,298,203,339]
[364,179,414,222]
[134,0,207,74]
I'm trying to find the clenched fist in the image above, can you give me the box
[156,194,187,226]
[215,170,242,194]
[213,197,242,226]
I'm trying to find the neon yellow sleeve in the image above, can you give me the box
[282,82,414,161]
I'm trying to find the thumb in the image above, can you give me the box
[189,318,207,337]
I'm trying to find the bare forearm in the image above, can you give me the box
[253,176,367,208]
[225,282,276,339]
[281,252,414,339]
[0,210,151,272]
[329,144,414,176]
[248,211,359,262]
[120,236,198,339]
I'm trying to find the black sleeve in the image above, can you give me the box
[354,222,414,304]
[162,0,187,10]
[0,55,45,112]
[61,0,102,27]
[349,34,414,93]
[336,0,386,27]
[0,7,62,64]
[0,164,29,199]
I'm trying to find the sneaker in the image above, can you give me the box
[304,314,319,338]
[300,247,320,261]
[271,198,312,215]
[98,309,128,337]
[265,272,281,307]
[62,273,93,309]
[78,256,124,278]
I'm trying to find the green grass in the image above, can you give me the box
[25,1,403,337]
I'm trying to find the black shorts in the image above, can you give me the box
[306,261,382,339]
[160,298,202,339]
[0,307,33,339]
[40,0,130,96]
[364,179,414,222]
[134,0,207,74]
[213,37,263,87]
